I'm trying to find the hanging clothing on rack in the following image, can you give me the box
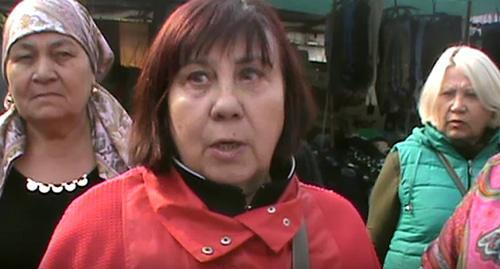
[376,10,462,135]
[326,0,377,109]
[376,8,414,135]
[420,14,462,79]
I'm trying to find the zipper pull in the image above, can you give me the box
[467,160,473,177]
[404,203,413,213]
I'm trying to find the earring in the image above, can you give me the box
[92,82,99,94]
[3,92,14,110]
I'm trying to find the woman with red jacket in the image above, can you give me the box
[40,0,380,268]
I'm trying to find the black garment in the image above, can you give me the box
[295,141,324,187]
[0,167,103,268]
[327,0,372,108]
[173,158,294,217]
[316,135,387,222]
[420,14,462,78]
[376,14,413,117]
[482,23,500,69]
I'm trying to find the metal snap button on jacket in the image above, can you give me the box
[267,206,276,214]
[201,246,214,255]
[220,236,232,246]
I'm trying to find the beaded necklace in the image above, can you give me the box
[25,173,89,194]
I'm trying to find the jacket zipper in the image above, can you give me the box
[466,159,473,190]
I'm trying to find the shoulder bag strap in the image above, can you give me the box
[292,222,310,269]
[435,150,467,196]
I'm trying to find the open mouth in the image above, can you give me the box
[208,140,247,160]
[211,141,244,151]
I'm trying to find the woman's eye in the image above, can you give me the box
[441,89,455,97]
[465,90,477,99]
[187,71,210,85]
[55,51,73,60]
[13,54,33,62]
[239,67,263,82]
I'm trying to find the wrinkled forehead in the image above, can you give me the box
[180,29,279,68]
[441,66,473,88]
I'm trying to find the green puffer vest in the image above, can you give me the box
[383,124,499,269]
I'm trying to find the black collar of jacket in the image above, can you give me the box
[173,157,295,217]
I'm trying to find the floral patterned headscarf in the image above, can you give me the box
[0,0,131,194]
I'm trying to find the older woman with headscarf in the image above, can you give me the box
[0,0,131,267]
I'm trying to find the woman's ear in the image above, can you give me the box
[488,111,497,128]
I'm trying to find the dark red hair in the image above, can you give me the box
[130,0,316,172]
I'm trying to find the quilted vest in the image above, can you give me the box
[383,124,499,269]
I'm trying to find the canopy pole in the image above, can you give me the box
[464,0,472,44]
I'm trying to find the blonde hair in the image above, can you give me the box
[418,46,500,128]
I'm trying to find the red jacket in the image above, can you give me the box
[40,166,380,269]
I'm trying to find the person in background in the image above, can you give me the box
[421,153,500,269]
[367,45,500,269]
[40,0,380,268]
[0,0,131,267]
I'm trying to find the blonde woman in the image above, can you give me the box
[368,46,500,269]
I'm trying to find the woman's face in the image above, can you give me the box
[5,32,94,123]
[435,66,493,144]
[168,38,285,190]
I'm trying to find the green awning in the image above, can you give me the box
[383,0,500,16]
[268,0,333,16]
[268,0,499,17]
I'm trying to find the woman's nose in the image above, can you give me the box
[210,87,243,121]
[32,57,57,83]
[450,95,467,113]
